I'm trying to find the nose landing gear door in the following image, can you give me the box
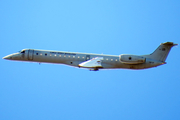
[28,49,34,60]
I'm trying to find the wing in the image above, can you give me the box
[78,57,104,68]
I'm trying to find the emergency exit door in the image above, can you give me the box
[28,49,34,60]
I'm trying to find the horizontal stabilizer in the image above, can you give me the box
[78,57,103,68]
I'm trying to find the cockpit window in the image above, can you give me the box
[21,50,25,53]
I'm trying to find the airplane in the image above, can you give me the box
[2,42,177,71]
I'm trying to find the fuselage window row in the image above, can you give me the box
[35,52,118,62]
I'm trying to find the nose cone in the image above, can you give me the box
[3,55,12,60]
[3,53,21,60]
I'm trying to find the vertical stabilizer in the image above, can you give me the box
[143,42,177,62]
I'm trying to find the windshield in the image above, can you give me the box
[20,50,25,53]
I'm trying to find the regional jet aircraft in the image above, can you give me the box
[3,42,177,71]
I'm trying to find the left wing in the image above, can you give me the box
[78,57,104,68]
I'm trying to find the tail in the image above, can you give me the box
[143,42,177,62]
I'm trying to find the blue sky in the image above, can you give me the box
[0,0,180,120]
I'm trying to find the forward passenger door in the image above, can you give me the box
[28,49,34,60]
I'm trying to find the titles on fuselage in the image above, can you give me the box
[50,52,76,55]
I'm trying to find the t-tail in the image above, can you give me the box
[143,42,177,63]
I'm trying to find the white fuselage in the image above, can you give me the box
[3,49,164,70]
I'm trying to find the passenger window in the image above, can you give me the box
[45,53,47,56]
[36,53,38,55]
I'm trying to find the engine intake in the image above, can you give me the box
[119,54,146,64]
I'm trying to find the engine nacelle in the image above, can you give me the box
[119,54,146,64]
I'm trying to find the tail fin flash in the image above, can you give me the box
[144,42,177,62]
